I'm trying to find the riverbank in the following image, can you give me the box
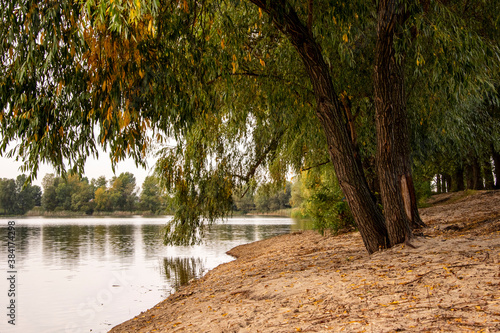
[109,190,500,332]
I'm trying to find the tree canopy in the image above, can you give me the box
[1,0,498,251]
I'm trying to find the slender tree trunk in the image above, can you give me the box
[443,174,452,193]
[465,161,474,189]
[493,147,500,189]
[250,0,389,253]
[374,0,424,245]
[436,174,442,194]
[483,158,494,190]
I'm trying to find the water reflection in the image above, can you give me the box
[162,257,205,290]
[0,217,302,333]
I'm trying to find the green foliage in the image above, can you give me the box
[253,182,291,213]
[1,0,499,245]
[0,175,41,215]
[40,172,139,213]
[293,166,355,235]
[139,175,173,214]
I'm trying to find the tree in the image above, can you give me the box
[1,0,498,252]
[94,186,112,212]
[71,177,95,214]
[15,174,41,214]
[139,175,163,214]
[0,175,41,215]
[41,174,60,212]
[109,172,137,211]
[0,178,17,215]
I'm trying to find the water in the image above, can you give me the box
[0,216,306,333]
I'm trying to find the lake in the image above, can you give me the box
[0,216,308,333]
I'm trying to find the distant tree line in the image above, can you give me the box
[0,172,174,216]
[0,171,295,216]
[232,182,292,214]
[0,175,42,215]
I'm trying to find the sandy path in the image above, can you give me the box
[109,190,500,332]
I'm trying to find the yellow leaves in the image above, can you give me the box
[416,55,425,67]
[258,8,262,19]
[56,81,64,96]
[232,54,238,74]
[106,106,113,122]
[259,58,265,67]
[58,126,64,138]
[119,110,131,130]
[342,34,348,43]
[183,0,189,13]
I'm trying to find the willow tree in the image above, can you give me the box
[1,0,497,253]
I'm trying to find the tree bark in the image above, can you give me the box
[452,164,465,192]
[373,0,424,245]
[443,174,452,193]
[471,159,483,190]
[483,158,494,190]
[493,147,500,189]
[436,174,442,194]
[249,0,389,253]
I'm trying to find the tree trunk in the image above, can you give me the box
[250,0,389,253]
[443,174,452,193]
[436,174,442,194]
[483,159,494,190]
[472,159,483,190]
[493,147,500,189]
[374,0,424,244]
[452,164,465,192]
[465,162,474,189]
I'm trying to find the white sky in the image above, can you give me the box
[0,152,155,189]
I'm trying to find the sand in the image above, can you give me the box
[109,190,500,332]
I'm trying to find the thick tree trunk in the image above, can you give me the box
[250,0,389,253]
[452,164,465,192]
[374,0,424,245]
[436,174,442,194]
[472,159,483,190]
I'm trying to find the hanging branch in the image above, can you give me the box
[307,0,313,33]
[300,160,330,172]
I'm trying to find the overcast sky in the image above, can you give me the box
[0,151,155,189]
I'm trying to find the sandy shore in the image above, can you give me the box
[109,190,500,332]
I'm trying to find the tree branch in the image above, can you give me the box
[307,0,313,33]
[301,160,330,172]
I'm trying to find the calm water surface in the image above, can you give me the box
[0,216,307,333]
